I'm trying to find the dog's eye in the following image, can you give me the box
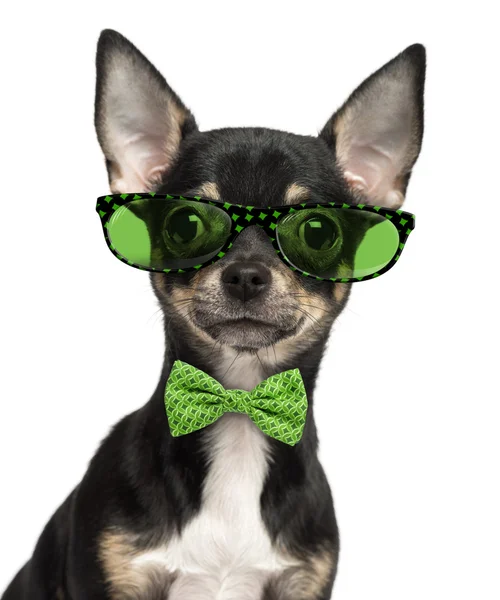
[299,216,337,250]
[165,208,206,244]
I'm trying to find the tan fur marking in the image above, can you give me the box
[99,529,175,599]
[333,107,355,172]
[151,271,168,296]
[267,547,337,598]
[308,547,337,594]
[153,269,200,304]
[284,183,309,205]
[333,282,349,304]
[153,270,221,346]
[192,181,221,200]
[99,529,142,594]
[258,266,332,364]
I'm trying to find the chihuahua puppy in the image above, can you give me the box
[2,30,425,600]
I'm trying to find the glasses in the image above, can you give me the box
[96,193,415,282]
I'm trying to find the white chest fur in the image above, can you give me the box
[132,355,297,599]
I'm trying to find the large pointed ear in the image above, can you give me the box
[320,45,426,209]
[94,30,197,193]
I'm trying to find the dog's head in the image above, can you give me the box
[94,30,424,367]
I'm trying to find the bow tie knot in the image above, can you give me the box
[221,388,251,413]
[164,361,308,446]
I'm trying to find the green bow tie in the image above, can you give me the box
[164,360,308,446]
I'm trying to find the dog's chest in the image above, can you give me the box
[132,413,294,599]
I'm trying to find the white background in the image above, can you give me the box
[1,1,499,598]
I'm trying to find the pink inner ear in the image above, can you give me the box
[100,50,188,195]
[109,134,171,194]
[345,144,397,194]
[341,140,406,209]
[331,67,420,210]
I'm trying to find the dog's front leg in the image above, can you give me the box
[261,554,337,600]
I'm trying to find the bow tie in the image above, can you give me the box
[164,361,308,446]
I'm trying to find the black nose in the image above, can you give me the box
[221,261,271,302]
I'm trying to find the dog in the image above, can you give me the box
[2,30,425,600]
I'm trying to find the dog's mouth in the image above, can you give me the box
[193,312,305,350]
[219,317,281,328]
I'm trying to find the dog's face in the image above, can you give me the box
[152,129,354,354]
[95,31,424,359]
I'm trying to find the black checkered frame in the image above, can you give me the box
[96,193,416,283]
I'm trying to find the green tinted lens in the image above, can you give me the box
[353,214,400,277]
[107,199,232,271]
[277,208,399,279]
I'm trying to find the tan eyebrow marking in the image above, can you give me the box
[284,183,310,205]
[190,182,221,201]
[333,282,349,304]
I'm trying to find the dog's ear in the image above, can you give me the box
[95,30,197,193]
[320,45,425,209]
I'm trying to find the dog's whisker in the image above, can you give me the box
[264,345,271,370]
[292,293,360,318]
[259,338,277,372]
[211,337,224,356]
[297,302,330,314]
[168,298,195,308]
[163,304,197,333]
[147,306,165,327]
[289,295,336,313]
[270,344,278,368]
[295,306,323,325]
[254,350,271,378]
[182,308,198,323]
[294,307,323,335]
[221,349,242,379]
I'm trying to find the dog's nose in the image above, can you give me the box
[221,261,271,302]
